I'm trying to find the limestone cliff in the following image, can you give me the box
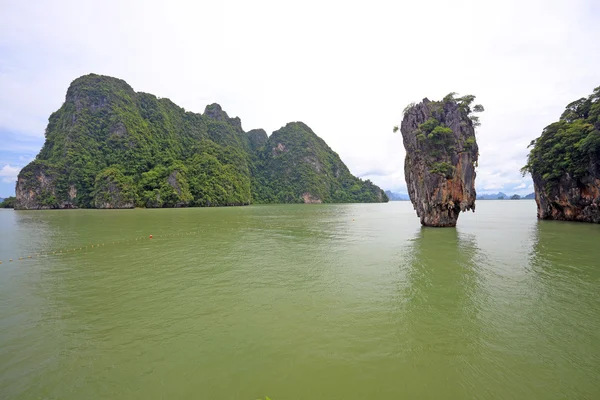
[255,122,388,204]
[523,87,600,223]
[16,161,77,209]
[399,95,482,227]
[532,173,600,222]
[15,73,387,209]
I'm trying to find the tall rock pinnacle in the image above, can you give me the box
[399,94,482,227]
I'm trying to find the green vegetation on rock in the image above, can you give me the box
[0,196,16,208]
[93,167,137,208]
[16,74,387,209]
[522,86,600,223]
[397,93,483,178]
[522,87,600,188]
[429,162,455,178]
[253,122,387,203]
[398,93,482,226]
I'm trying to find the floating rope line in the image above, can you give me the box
[0,230,202,264]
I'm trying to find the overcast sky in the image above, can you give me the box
[1,0,599,198]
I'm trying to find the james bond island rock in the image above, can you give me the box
[522,87,600,223]
[15,73,387,209]
[398,94,483,227]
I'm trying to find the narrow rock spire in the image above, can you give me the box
[399,94,482,227]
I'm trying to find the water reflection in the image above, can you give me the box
[530,220,600,278]
[394,227,487,398]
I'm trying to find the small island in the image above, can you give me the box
[397,93,483,227]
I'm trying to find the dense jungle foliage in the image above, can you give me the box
[18,74,386,208]
[254,122,387,203]
[0,196,16,208]
[522,87,600,187]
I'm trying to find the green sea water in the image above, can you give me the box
[1,201,599,399]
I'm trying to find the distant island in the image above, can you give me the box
[385,191,534,201]
[523,86,600,223]
[15,74,387,209]
[384,191,410,201]
[477,192,535,200]
[0,196,15,208]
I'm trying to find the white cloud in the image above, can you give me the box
[0,164,20,183]
[1,0,599,195]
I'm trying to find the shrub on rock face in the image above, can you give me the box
[93,167,136,209]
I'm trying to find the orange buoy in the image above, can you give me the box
[149,235,153,239]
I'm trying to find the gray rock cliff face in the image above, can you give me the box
[400,98,479,227]
[15,162,77,210]
[532,172,600,223]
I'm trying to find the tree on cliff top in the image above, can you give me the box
[521,86,600,187]
[393,93,484,132]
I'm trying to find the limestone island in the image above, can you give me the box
[15,74,387,209]
[523,86,600,223]
[398,93,483,227]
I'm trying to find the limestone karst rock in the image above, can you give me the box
[400,95,481,227]
[15,73,388,209]
[523,87,600,223]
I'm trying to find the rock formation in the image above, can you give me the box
[15,73,387,209]
[523,87,600,223]
[399,95,482,227]
[532,174,600,222]
[256,122,388,204]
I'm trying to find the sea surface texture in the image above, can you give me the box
[1,201,599,399]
